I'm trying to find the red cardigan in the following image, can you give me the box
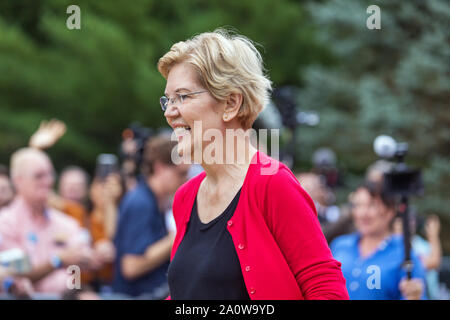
[169,151,349,300]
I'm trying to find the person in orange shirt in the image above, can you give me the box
[87,173,123,287]
[56,166,90,226]
[49,171,120,289]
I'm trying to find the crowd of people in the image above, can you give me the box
[0,120,194,299]
[0,124,445,300]
[1,120,447,301]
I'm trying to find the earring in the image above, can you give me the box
[224,114,228,120]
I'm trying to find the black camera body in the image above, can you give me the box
[374,137,424,279]
[383,166,423,197]
[382,142,424,197]
[120,123,154,167]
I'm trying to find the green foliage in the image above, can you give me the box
[296,0,450,225]
[0,0,328,172]
[0,0,448,233]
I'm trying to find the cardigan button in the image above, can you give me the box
[238,243,245,250]
[227,220,233,227]
[245,266,251,272]
[250,287,256,295]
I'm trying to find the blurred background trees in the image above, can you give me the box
[0,0,329,170]
[0,0,448,249]
[296,0,449,249]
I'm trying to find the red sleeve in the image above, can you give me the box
[265,168,349,300]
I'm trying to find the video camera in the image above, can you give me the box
[373,135,424,197]
[373,135,424,279]
[270,86,320,168]
[120,122,154,170]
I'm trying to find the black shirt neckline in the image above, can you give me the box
[167,184,249,300]
[195,187,242,231]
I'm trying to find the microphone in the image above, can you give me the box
[373,135,397,158]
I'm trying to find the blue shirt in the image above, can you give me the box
[412,235,440,299]
[113,177,169,297]
[330,233,427,300]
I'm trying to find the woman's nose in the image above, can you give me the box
[164,104,179,119]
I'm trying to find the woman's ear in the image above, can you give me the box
[223,92,243,122]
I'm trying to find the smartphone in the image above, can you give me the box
[95,154,119,180]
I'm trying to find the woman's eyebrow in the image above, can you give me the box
[164,87,191,96]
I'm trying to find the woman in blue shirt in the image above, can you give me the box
[331,182,427,300]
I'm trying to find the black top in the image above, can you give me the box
[167,188,250,300]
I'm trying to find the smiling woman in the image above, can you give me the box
[158,29,272,130]
[157,29,349,300]
[157,29,272,164]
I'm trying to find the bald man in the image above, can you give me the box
[0,148,101,295]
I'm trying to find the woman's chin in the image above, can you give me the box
[177,143,193,163]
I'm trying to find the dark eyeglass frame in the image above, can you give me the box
[160,90,207,111]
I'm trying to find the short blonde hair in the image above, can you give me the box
[157,29,272,129]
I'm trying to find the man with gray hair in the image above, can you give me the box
[0,148,104,295]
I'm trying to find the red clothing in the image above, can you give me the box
[170,151,349,300]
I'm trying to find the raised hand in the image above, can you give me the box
[425,214,440,241]
[29,119,67,150]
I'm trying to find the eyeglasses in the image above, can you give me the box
[160,90,207,111]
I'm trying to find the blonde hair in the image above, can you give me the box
[157,29,272,129]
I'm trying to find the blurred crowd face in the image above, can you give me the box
[59,169,88,204]
[14,152,55,206]
[89,178,105,209]
[89,174,123,210]
[297,173,326,206]
[351,187,395,238]
[164,63,226,161]
[0,175,14,208]
[155,162,190,196]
